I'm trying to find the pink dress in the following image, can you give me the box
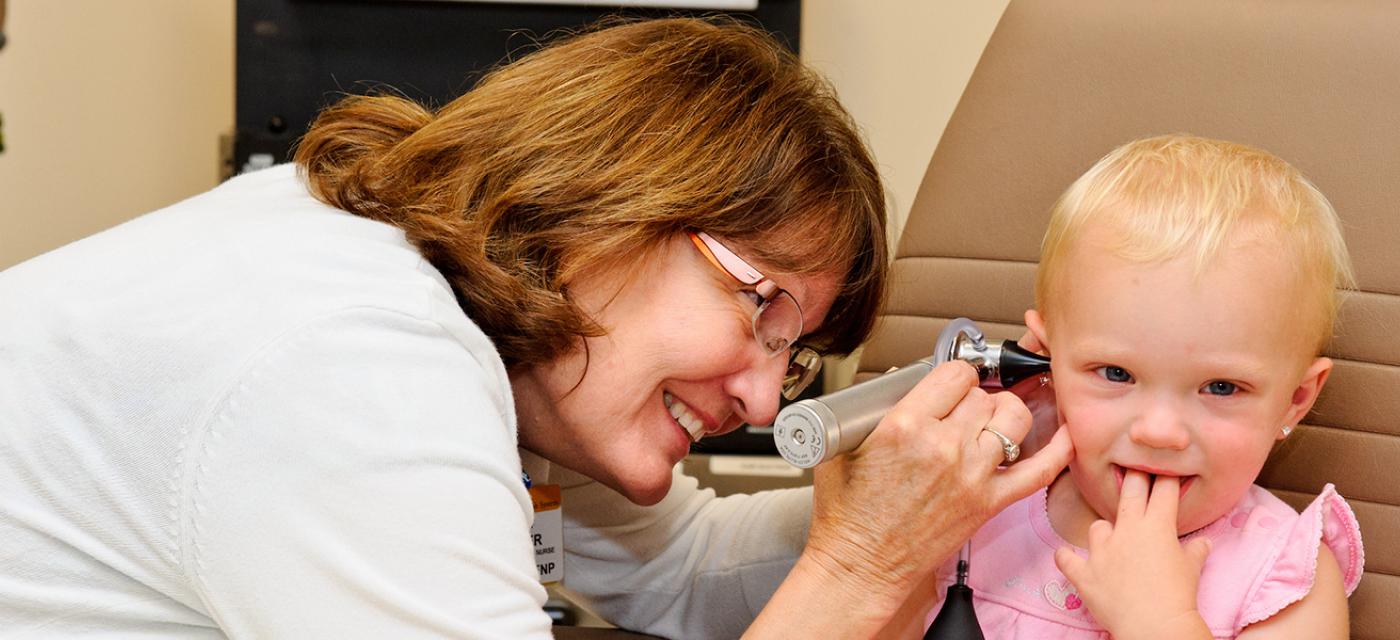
[926,484,1365,638]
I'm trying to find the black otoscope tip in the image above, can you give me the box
[996,340,1052,388]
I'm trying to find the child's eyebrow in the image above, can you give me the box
[1061,341,1273,379]
[1057,340,1136,362]
[1180,355,1273,381]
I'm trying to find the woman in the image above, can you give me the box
[0,17,1071,638]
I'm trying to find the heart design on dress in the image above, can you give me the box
[1043,580,1081,611]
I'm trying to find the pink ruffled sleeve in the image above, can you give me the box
[1238,484,1365,630]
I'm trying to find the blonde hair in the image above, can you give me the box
[1036,134,1353,350]
[294,17,887,369]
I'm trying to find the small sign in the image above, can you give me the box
[709,454,804,478]
[529,484,563,585]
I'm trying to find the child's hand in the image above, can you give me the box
[1053,470,1213,640]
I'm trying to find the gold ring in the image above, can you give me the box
[981,427,1020,464]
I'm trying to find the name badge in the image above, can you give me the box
[529,484,563,584]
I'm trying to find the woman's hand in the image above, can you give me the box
[807,360,1071,595]
[1054,471,1213,640]
[749,360,1073,638]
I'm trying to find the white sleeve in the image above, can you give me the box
[557,465,813,639]
[179,308,553,639]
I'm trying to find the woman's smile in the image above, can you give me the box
[665,390,713,442]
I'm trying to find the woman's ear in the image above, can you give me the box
[1280,357,1334,440]
[1022,309,1051,355]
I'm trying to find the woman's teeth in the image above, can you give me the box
[664,392,707,442]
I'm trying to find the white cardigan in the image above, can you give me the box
[0,165,811,639]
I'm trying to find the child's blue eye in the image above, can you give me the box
[1096,366,1133,383]
[1203,380,1238,396]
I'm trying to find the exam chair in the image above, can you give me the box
[855,1,1399,637]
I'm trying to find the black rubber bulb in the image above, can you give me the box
[923,560,985,640]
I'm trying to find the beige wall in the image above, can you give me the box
[803,0,1009,246]
[0,1,1006,275]
[0,1,235,268]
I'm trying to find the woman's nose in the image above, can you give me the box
[1128,398,1192,451]
[724,347,788,427]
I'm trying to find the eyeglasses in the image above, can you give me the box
[688,232,823,401]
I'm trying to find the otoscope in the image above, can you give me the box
[773,318,1050,468]
[772,318,1053,640]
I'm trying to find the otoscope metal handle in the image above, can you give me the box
[773,359,936,468]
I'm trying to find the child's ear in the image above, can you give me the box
[1280,357,1334,440]
[1023,309,1051,355]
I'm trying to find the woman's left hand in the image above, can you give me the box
[1054,470,1214,640]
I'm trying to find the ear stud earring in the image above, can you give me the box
[1281,425,1294,437]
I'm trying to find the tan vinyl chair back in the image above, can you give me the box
[857,1,1399,637]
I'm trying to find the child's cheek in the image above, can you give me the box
[1056,392,1118,447]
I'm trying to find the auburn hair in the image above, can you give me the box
[295,17,887,369]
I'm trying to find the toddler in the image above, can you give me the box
[916,135,1365,638]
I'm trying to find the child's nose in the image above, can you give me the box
[1129,399,1192,450]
